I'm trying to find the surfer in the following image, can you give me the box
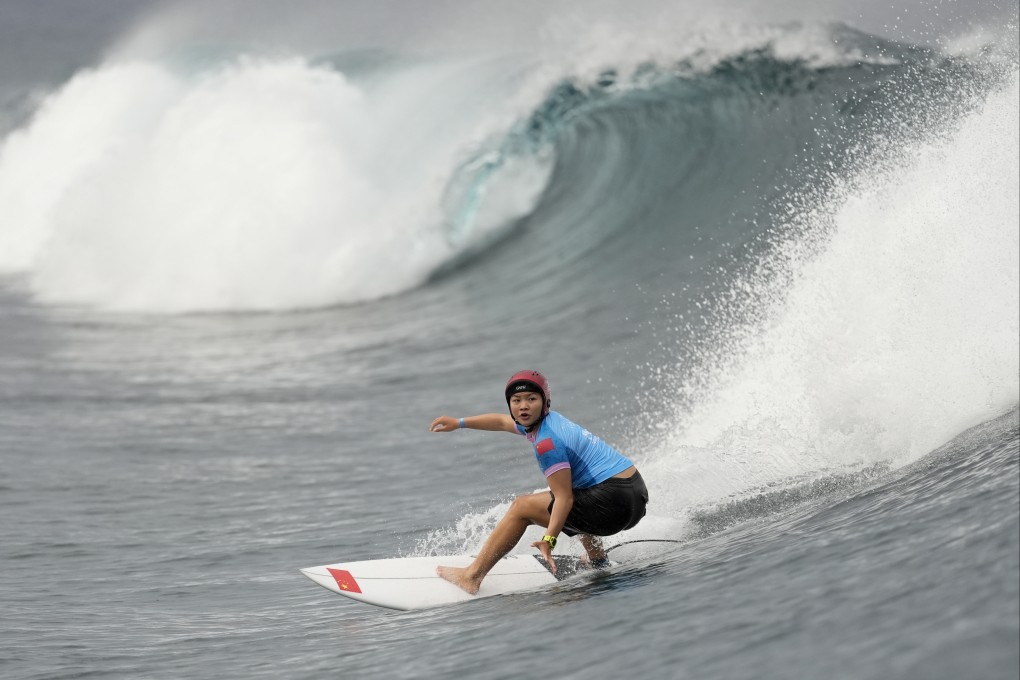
[429,370,648,595]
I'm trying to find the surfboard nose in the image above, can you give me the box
[300,567,343,594]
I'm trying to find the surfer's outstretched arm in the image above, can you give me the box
[430,414,516,433]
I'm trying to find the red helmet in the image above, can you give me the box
[505,370,551,417]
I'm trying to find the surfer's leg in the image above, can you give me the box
[578,534,608,565]
[437,491,552,594]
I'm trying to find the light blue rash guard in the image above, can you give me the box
[515,410,634,489]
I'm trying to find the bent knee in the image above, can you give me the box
[508,495,532,514]
[508,493,550,520]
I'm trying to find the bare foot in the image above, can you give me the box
[436,565,482,595]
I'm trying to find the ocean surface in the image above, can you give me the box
[1,3,1018,679]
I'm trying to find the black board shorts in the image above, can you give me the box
[548,471,648,537]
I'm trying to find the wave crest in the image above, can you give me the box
[0,56,551,311]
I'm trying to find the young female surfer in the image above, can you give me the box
[428,370,648,595]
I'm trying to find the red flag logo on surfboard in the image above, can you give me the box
[327,568,362,593]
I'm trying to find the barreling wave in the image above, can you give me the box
[0,21,1010,313]
[413,26,1019,556]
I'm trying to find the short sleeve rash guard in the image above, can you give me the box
[516,411,633,489]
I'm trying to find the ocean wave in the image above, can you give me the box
[0,22,1012,312]
[0,55,554,311]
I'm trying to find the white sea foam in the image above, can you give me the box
[0,56,551,311]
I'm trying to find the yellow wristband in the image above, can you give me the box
[542,535,557,550]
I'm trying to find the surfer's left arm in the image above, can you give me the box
[532,468,572,573]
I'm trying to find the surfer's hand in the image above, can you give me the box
[532,539,556,574]
[429,416,458,433]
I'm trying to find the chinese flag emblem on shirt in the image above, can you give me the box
[326,568,362,593]
[536,438,555,455]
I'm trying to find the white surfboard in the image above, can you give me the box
[300,553,598,610]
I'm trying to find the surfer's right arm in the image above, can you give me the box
[429,414,516,433]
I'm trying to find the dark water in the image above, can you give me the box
[1,9,1018,680]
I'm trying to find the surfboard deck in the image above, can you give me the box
[300,553,599,610]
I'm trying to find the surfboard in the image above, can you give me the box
[300,553,598,610]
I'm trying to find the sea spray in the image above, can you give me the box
[644,71,1019,520]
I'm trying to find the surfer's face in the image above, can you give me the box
[509,391,543,427]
